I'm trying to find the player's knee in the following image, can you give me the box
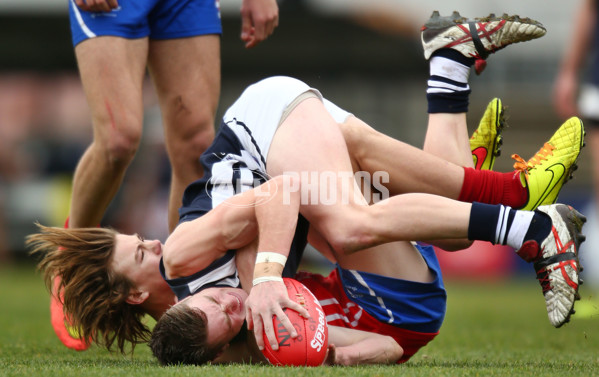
[339,119,379,161]
[325,216,377,255]
[339,120,364,149]
[189,125,215,156]
[168,101,215,144]
[328,230,375,256]
[104,127,142,164]
[168,125,215,167]
[93,109,143,163]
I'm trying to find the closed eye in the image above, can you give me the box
[135,234,145,263]
[206,296,232,329]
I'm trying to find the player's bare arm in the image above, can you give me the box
[325,326,403,365]
[163,175,309,346]
[162,186,261,279]
[242,175,310,351]
[163,175,299,279]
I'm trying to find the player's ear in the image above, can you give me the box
[126,290,149,305]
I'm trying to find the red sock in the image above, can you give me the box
[459,167,527,208]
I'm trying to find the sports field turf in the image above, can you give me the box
[1,263,598,377]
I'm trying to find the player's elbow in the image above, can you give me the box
[271,174,301,203]
[162,227,189,278]
[161,244,182,278]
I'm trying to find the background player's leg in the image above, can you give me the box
[69,37,148,228]
[148,35,220,232]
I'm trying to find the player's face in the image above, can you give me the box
[112,234,169,296]
[182,287,248,347]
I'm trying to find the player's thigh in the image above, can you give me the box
[267,97,355,184]
[340,116,463,198]
[74,36,148,141]
[147,35,221,140]
[267,98,368,229]
[335,241,434,283]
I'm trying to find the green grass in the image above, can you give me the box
[1,263,598,376]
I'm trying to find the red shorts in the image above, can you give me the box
[296,269,441,363]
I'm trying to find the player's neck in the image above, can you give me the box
[144,292,176,320]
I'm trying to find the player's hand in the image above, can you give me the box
[75,0,119,12]
[240,0,279,49]
[245,280,309,350]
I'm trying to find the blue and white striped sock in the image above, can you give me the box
[468,202,551,250]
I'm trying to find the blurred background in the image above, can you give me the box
[1,0,598,292]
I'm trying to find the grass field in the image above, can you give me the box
[1,263,598,377]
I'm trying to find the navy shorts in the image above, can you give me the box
[68,0,222,46]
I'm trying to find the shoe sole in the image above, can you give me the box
[554,205,587,327]
[491,99,506,159]
[564,118,586,185]
[424,11,544,31]
[534,204,587,327]
[471,98,506,170]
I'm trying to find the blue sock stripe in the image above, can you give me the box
[427,82,470,94]
[431,48,475,67]
[428,75,469,89]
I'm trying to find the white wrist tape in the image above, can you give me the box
[255,252,287,266]
[252,276,284,286]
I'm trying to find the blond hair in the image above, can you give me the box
[27,224,150,353]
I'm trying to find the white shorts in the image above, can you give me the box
[222,76,352,163]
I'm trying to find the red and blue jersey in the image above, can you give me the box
[296,244,446,363]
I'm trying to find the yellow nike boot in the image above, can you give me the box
[470,98,505,170]
[514,117,585,211]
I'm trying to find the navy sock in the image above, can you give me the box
[468,203,552,250]
[431,48,475,67]
[523,210,552,245]
[468,202,507,244]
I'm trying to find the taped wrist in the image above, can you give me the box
[253,252,287,286]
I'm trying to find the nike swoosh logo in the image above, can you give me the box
[527,163,566,209]
[472,147,488,170]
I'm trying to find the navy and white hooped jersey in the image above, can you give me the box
[160,250,239,301]
[163,76,351,299]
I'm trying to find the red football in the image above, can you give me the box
[261,278,328,366]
